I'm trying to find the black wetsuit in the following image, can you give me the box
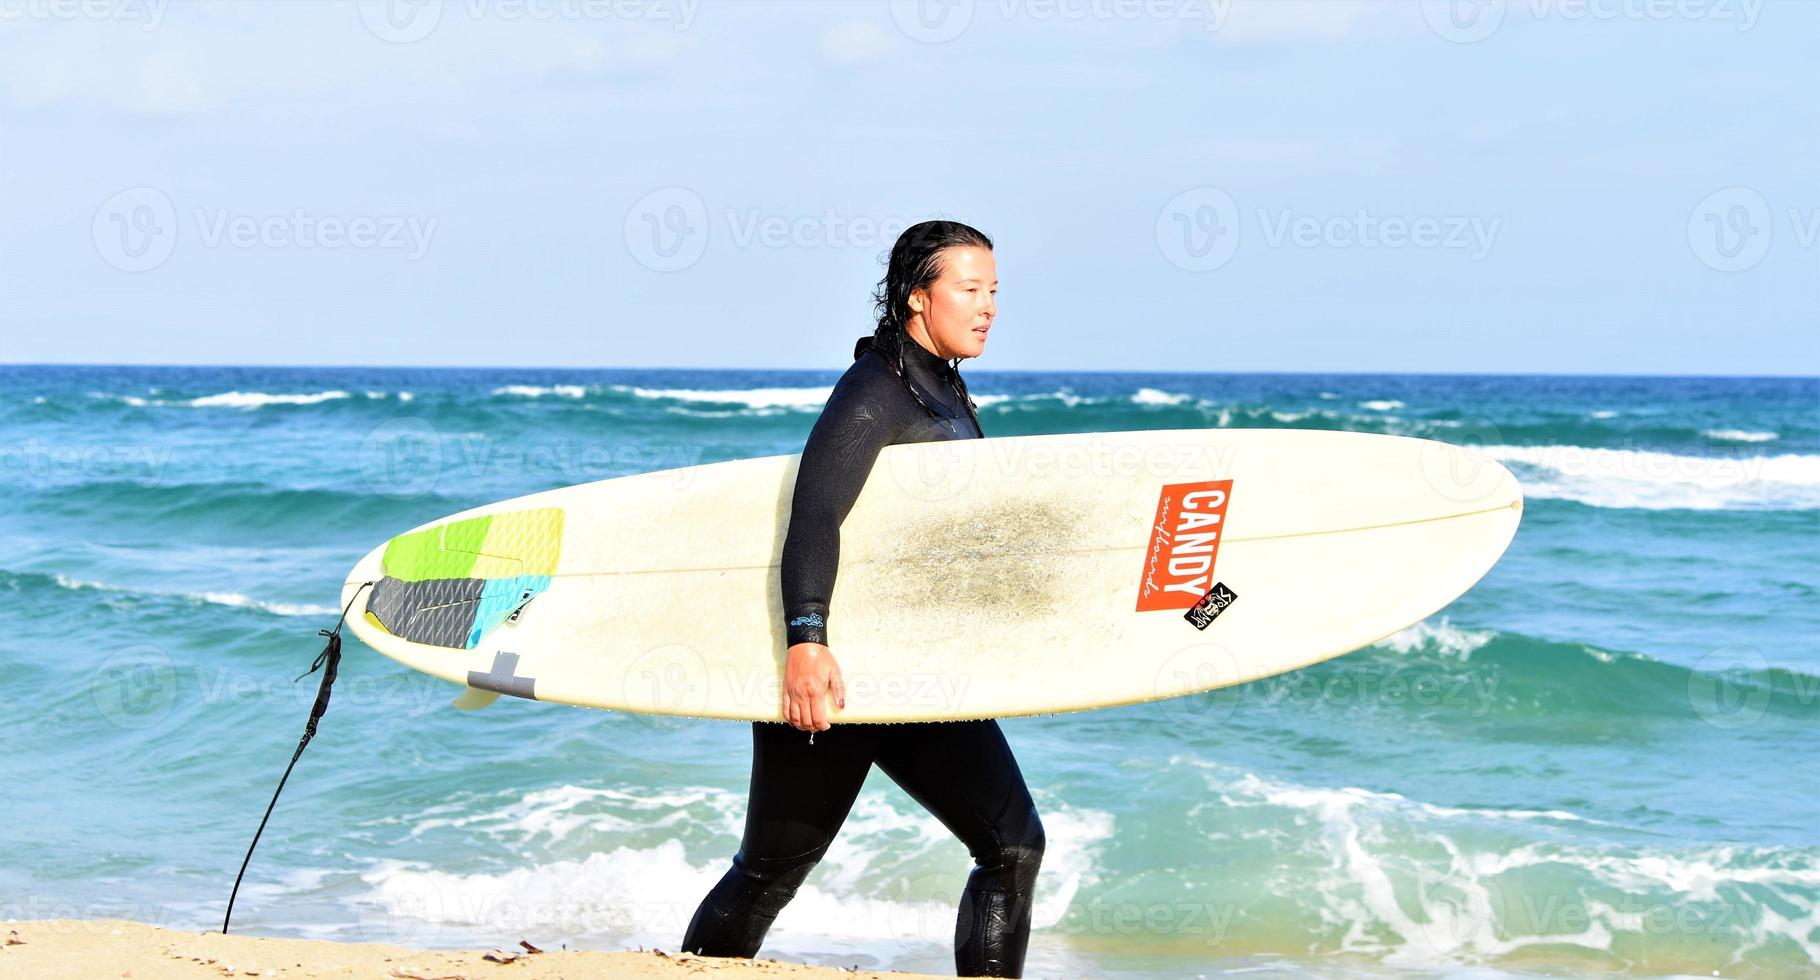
[682,333,1046,978]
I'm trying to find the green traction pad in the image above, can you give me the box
[366,506,564,649]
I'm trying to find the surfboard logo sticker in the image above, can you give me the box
[1184,582,1238,630]
[1136,479,1232,612]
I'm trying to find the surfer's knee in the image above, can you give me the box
[974,815,1045,892]
[1005,819,1046,889]
[732,844,826,910]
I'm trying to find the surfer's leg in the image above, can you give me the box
[874,719,1045,978]
[682,720,875,958]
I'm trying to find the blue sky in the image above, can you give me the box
[1,0,1814,375]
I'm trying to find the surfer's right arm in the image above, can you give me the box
[779,368,903,730]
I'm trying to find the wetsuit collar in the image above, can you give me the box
[901,332,959,379]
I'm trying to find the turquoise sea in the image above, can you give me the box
[2,364,1815,978]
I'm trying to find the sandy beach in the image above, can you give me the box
[0,919,947,980]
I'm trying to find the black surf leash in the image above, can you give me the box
[222,579,374,934]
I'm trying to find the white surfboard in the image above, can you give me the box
[340,428,1521,722]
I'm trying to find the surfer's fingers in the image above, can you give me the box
[808,684,829,731]
[830,668,846,712]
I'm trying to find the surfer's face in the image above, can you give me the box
[910,245,997,360]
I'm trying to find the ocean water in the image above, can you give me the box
[1,364,1816,979]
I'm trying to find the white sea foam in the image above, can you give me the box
[86,391,150,406]
[368,782,1111,954]
[1171,757,1820,968]
[1373,617,1497,660]
[615,384,833,409]
[1481,443,1820,510]
[1130,387,1192,406]
[625,385,1024,413]
[1589,409,1620,419]
[194,591,338,617]
[188,390,351,408]
[1704,429,1779,443]
[1360,400,1405,411]
[50,573,333,616]
[492,384,589,398]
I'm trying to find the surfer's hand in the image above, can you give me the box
[783,641,846,732]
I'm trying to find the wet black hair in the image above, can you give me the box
[854,219,992,433]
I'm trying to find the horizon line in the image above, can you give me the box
[4,361,1818,381]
